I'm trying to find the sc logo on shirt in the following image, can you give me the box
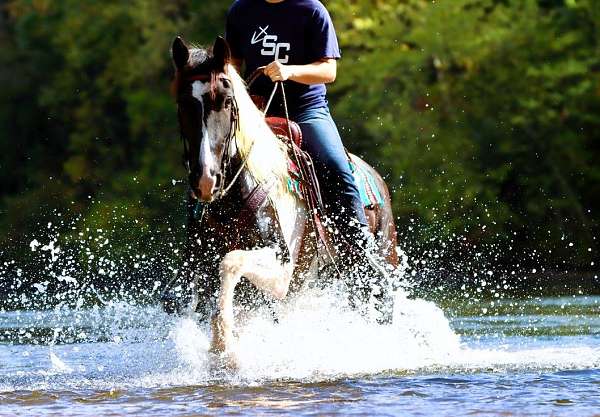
[251,26,290,63]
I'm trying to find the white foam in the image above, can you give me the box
[49,352,72,373]
[170,289,463,381]
[452,345,600,371]
[1,293,598,392]
[170,317,211,373]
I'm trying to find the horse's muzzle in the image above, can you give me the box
[191,170,217,202]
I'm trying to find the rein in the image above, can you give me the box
[246,69,341,276]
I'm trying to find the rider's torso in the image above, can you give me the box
[226,0,340,117]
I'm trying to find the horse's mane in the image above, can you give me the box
[226,64,290,197]
[173,46,291,199]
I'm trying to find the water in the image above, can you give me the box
[0,292,598,416]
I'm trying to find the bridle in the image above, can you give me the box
[176,68,344,277]
[177,72,247,202]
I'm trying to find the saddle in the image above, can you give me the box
[263,116,332,254]
[265,117,320,205]
[265,117,383,209]
[266,117,303,148]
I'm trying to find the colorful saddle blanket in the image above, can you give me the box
[266,117,384,209]
[350,160,385,208]
[285,158,384,209]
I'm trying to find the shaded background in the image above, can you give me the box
[0,0,598,308]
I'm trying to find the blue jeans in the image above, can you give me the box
[294,106,368,227]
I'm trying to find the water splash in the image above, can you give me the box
[0,296,599,394]
[49,352,72,373]
[168,290,598,383]
[235,290,460,380]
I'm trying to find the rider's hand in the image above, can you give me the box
[263,61,294,82]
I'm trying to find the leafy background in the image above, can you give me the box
[1,0,598,307]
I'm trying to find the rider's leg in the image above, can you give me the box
[296,106,393,320]
[295,106,367,233]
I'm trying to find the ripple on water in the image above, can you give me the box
[0,294,599,416]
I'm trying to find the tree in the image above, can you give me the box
[328,0,600,270]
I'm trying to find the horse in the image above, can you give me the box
[162,36,398,358]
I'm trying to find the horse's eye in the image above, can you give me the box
[221,77,232,89]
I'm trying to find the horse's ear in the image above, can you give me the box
[172,36,189,70]
[212,36,231,70]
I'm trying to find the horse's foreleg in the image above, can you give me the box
[211,247,293,355]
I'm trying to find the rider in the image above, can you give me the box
[225,0,379,267]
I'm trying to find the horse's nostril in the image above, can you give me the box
[198,173,216,202]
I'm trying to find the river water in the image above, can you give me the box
[0,291,598,416]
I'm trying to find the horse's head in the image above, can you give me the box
[171,36,237,202]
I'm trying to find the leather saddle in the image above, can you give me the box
[250,94,303,148]
[265,116,323,209]
[266,117,303,148]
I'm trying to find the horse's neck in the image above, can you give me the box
[237,112,289,185]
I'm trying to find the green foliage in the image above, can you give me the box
[0,0,228,250]
[0,0,598,284]
[328,0,599,268]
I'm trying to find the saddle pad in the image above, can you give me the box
[285,159,384,208]
[285,154,305,199]
[350,161,385,208]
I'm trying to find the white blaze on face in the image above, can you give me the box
[190,80,234,201]
[191,81,216,180]
[191,81,219,200]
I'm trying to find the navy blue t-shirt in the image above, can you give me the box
[226,0,341,117]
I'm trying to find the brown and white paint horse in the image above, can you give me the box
[163,36,398,359]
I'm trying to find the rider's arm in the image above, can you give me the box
[263,59,337,85]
